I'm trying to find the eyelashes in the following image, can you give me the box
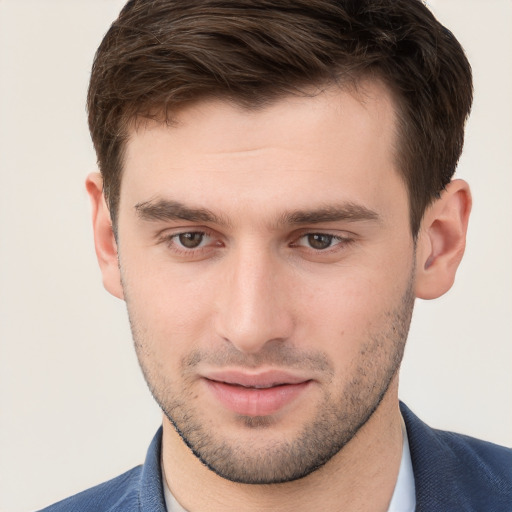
[291,233,353,251]
[157,228,356,261]
[172,231,211,250]
[158,230,219,258]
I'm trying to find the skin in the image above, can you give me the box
[88,81,471,511]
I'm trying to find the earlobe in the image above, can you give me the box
[86,173,124,300]
[415,179,472,300]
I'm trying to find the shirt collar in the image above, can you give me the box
[386,416,416,512]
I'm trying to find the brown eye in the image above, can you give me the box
[307,234,333,250]
[178,232,205,249]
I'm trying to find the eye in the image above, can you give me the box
[157,229,223,260]
[305,234,335,250]
[160,230,216,253]
[176,231,207,249]
[295,233,346,250]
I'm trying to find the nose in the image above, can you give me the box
[214,244,295,354]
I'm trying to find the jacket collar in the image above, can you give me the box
[139,427,167,512]
[140,404,507,511]
[400,401,509,512]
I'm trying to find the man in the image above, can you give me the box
[38,0,511,511]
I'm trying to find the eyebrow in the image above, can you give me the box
[135,198,380,227]
[277,204,380,226]
[135,199,230,226]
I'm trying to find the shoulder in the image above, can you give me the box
[435,427,512,479]
[400,402,512,511]
[36,428,165,512]
[434,430,512,492]
[402,402,512,480]
[36,465,143,512]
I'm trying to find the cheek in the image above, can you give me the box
[294,262,410,351]
[121,259,218,358]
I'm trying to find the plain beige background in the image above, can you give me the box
[0,1,511,511]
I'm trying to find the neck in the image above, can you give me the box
[161,381,403,512]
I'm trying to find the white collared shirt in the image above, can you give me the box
[387,419,416,512]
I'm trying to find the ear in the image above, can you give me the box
[415,179,472,300]
[86,173,124,300]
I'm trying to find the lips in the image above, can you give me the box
[203,370,312,417]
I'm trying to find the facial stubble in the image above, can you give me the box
[125,274,415,485]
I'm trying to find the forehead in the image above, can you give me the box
[120,81,404,218]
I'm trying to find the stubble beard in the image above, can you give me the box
[126,277,415,485]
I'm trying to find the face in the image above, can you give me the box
[116,83,416,484]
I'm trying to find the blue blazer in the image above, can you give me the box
[38,403,512,511]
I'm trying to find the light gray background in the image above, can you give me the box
[0,1,510,511]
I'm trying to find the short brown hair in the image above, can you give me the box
[87,0,472,235]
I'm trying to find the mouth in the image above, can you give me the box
[202,370,312,417]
